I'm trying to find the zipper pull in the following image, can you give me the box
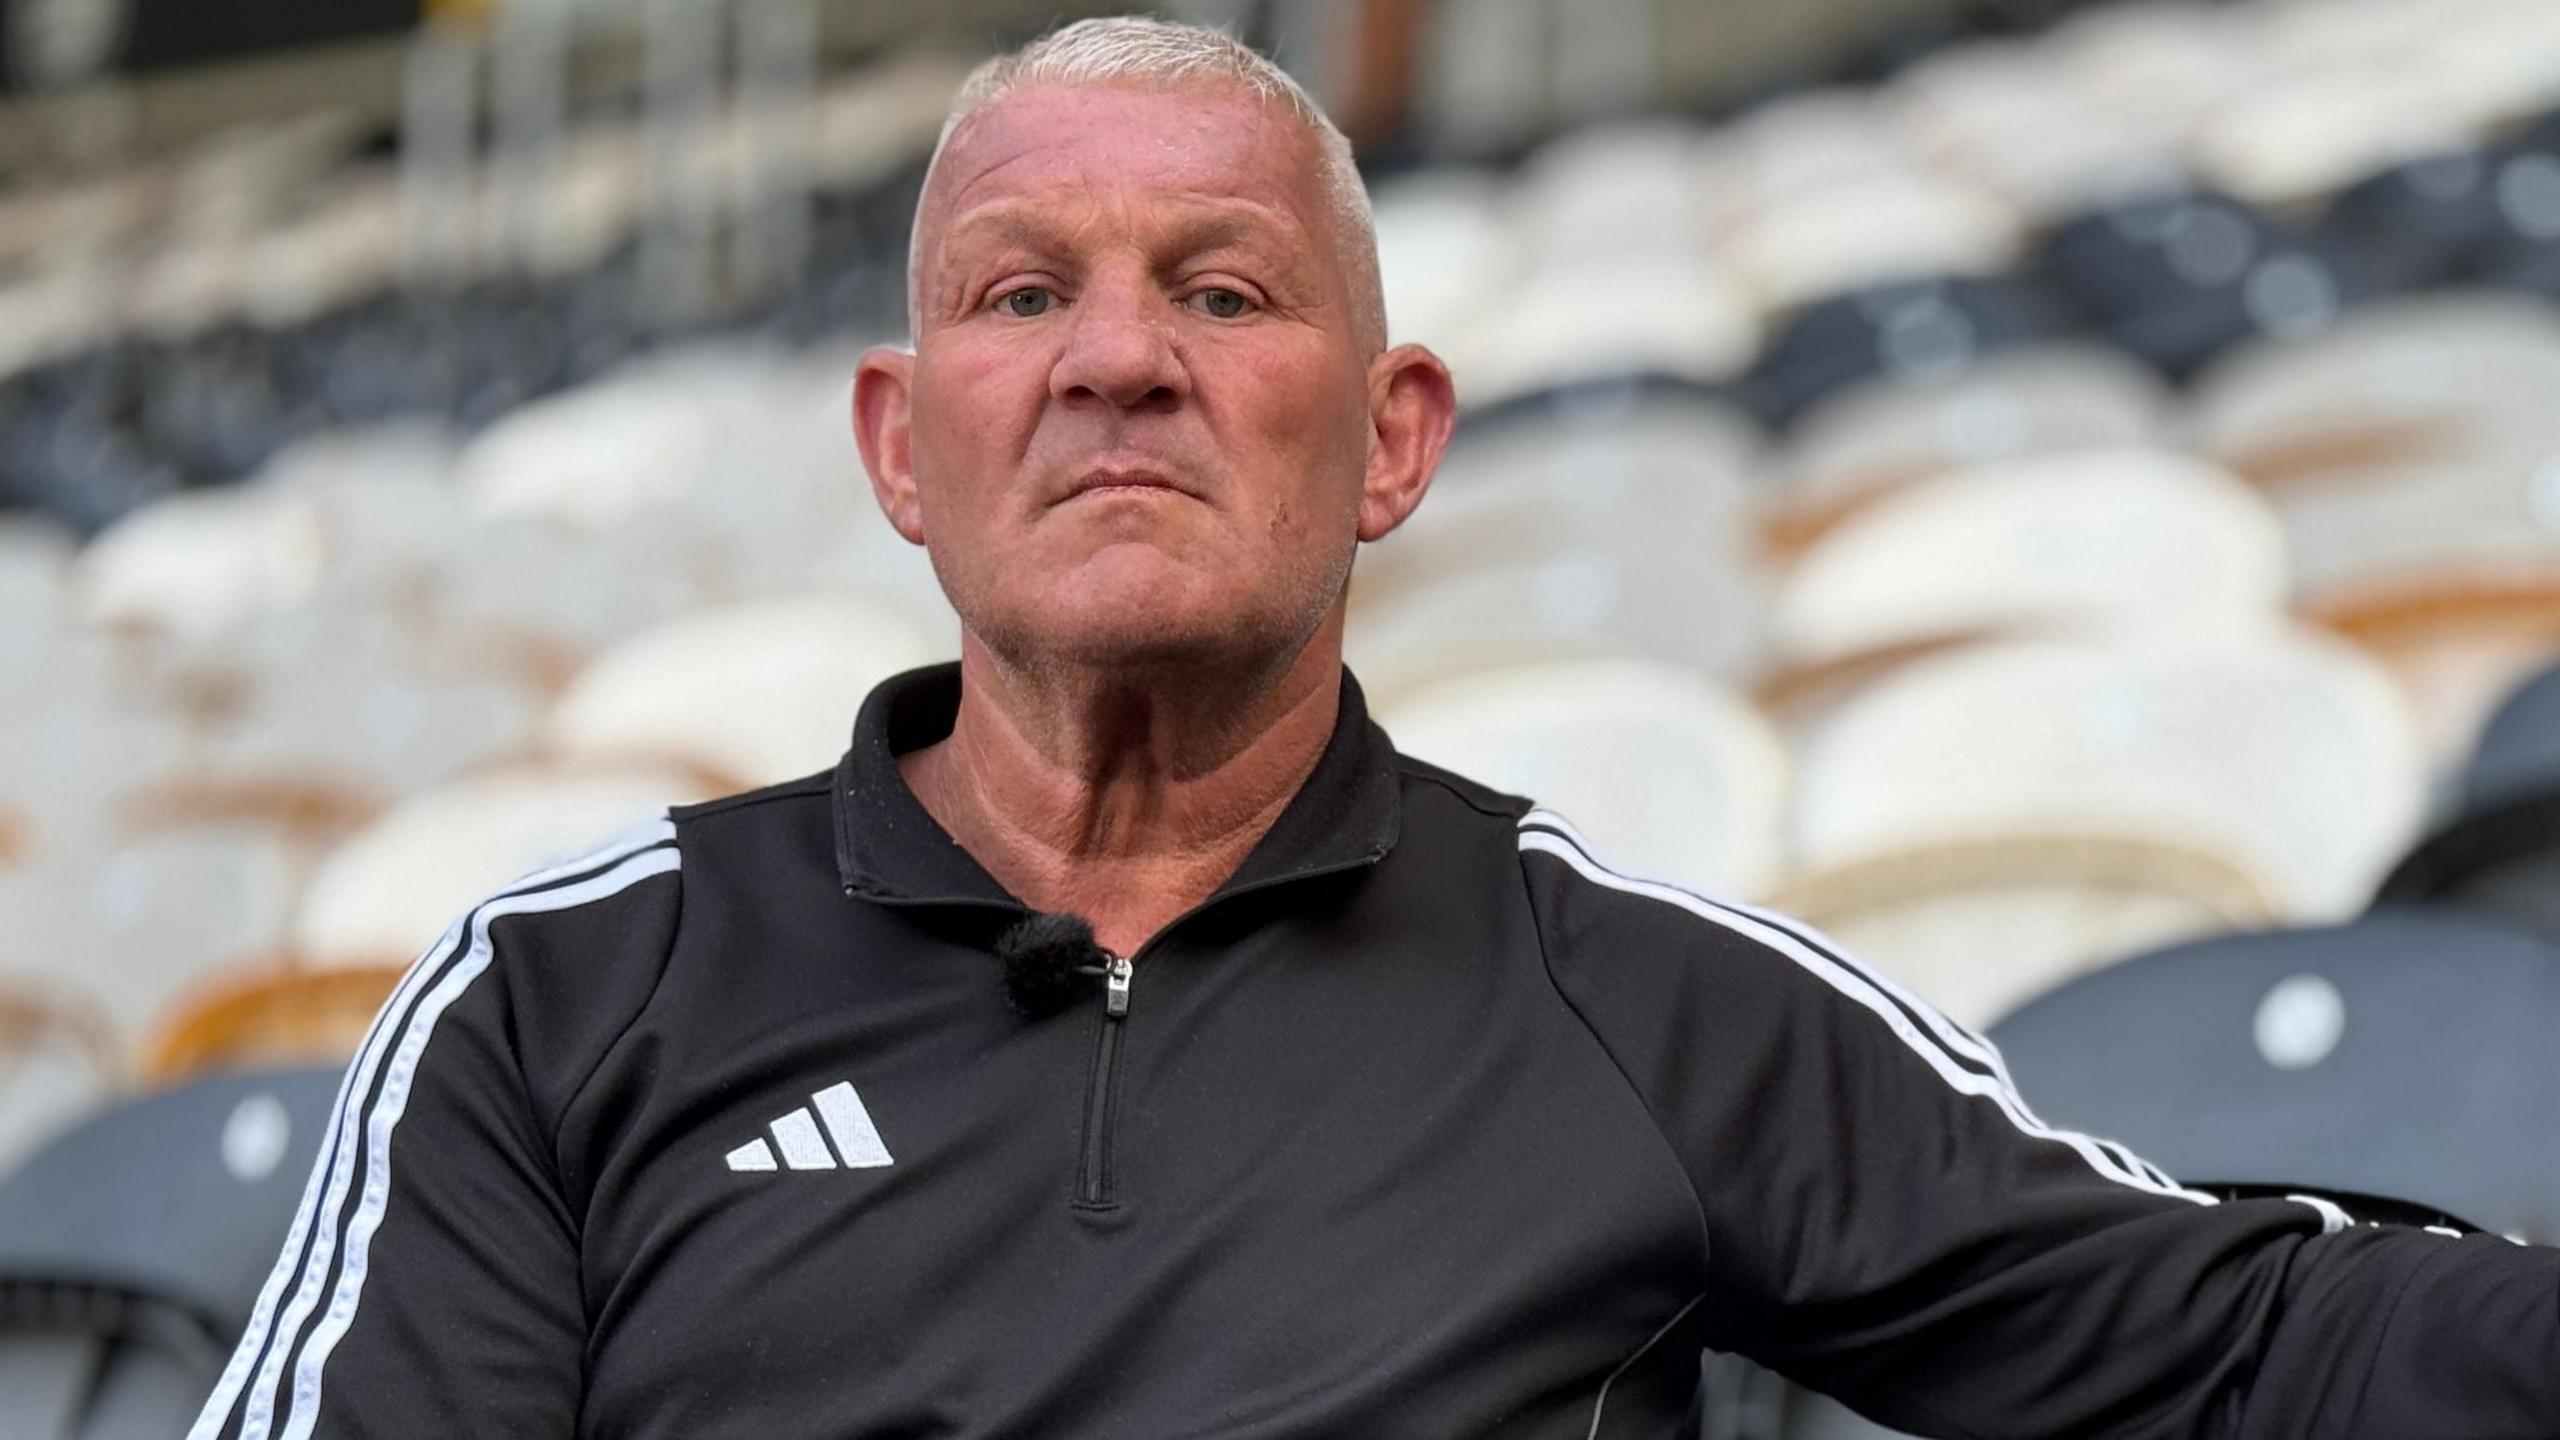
[1102,953,1133,1018]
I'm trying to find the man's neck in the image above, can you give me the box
[897,625,1345,958]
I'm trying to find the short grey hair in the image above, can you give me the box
[906,15,1386,351]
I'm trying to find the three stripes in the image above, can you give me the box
[726,1081,896,1171]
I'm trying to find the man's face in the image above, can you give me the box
[859,81,1393,674]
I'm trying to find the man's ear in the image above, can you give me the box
[852,345,925,546]
[1357,343,1458,544]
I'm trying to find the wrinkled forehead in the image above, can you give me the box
[917,80,1330,274]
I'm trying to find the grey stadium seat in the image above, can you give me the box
[1715,907,2559,1440]
[0,1065,340,1439]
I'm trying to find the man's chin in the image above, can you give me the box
[973,592,1303,678]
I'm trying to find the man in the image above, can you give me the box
[194,16,2560,1440]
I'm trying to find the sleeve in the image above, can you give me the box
[190,822,683,1440]
[1520,820,2560,1440]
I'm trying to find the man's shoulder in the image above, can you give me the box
[669,766,838,824]
[1391,750,1536,825]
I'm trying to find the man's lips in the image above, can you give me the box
[1062,467,1192,503]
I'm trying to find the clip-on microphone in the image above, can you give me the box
[996,911,1111,1017]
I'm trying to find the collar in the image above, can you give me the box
[832,660,1403,909]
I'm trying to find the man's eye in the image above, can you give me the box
[997,287,1056,317]
[1190,288,1251,319]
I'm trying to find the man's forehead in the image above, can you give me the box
[923,82,1324,249]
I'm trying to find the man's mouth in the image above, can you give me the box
[1064,466,1189,502]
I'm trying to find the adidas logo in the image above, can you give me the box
[725,1081,895,1172]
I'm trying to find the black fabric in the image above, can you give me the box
[188,666,2560,1439]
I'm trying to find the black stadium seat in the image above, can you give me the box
[2378,659,2560,942]
[1714,909,2560,1440]
[1739,273,2074,429]
[0,1066,340,1439]
[2318,147,2512,296]
[2033,187,2389,377]
[1988,908,2560,1241]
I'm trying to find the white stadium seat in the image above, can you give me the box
[1791,631,2427,921]
[545,591,949,789]
[1377,655,1790,900]
[1509,121,1716,264]
[1461,252,1760,408]
[2188,65,2477,209]
[1369,169,1518,370]
[1769,342,2172,554]
[68,486,325,642]
[1769,447,2289,665]
[1713,167,2024,313]
[291,761,720,969]
[1350,390,1766,689]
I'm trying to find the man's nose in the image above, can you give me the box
[1050,279,1186,413]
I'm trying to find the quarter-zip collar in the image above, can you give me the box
[833,659,1403,909]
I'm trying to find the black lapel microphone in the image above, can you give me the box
[996,911,1111,1017]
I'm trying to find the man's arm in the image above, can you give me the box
[191,821,682,1440]
[1520,814,2560,1439]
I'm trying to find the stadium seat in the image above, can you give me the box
[1739,274,2073,428]
[410,512,718,688]
[233,421,469,611]
[1713,168,2024,315]
[1694,87,1912,239]
[0,983,120,1187]
[0,514,73,644]
[544,591,950,789]
[2310,573,2560,771]
[2042,0,2258,144]
[2185,62,2463,210]
[2033,188,2375,377]
[143,964,405,1082]
[452,342,792,533]
[1766,448,2288,668]
[1368,170,1516,377]
[1509,121,1715,265]
[0,827,305,1053]
[2420,1,2560,135]
[0,671,189,872]
[0,1065,342,1438]
[180,607,547,818]
[2376,657,2560,940]
[2187,290,2560,503]
[1990,908,2560,1242]
[65,486,324,643]
[1351,388,1765,685]
[2318,147,2515,296]
[1763,831,2279,1026]
[1763,342,2170,557]
[2199,275,2560,759]
[1883,38,2178,221]
[290,762,718,970]
[1735,902,2560,1440]
[1461,253,1759,410]
[1792,632,2425,923]
[1374,656,1789,899]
